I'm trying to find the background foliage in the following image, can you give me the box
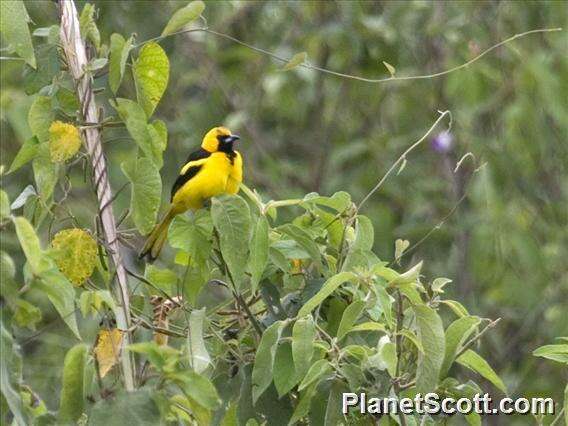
[1,1,567,425]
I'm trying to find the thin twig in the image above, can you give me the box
[358,110,452,210]
[139,25,561,84]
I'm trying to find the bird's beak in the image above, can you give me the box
[227,135,240,143]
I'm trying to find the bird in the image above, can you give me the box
[139,126,242,261]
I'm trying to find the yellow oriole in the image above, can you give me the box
[140,126,242,260]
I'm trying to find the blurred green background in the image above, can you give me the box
[1,0,567,415]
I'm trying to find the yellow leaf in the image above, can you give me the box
[94,328,124,378]
[49,121,81,163]
[282,52,307,71]
[383,61,396,77]
[51,228,97,286]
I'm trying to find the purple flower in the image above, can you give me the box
[431,131,453,153]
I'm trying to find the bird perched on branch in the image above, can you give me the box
[140,126,242,261]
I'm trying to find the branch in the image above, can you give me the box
[140,26,561,84]
[58,0,134,391]
[358,110,452,210]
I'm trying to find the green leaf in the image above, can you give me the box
[8,136,39,174]
[279,224,321,266]
[273,342,300,397]
[397,329,424,354]
[188,308,211,373]
[292,316,316,379]
[282,52,307,71]
[109,34,133,94]
[133,42,170,117]
[532,344,568,364]
[112,98,163,168]
[432,277,452,293]
[13,299,42,331]
[211,194,251,286]
[0,0,36,68]
[169,209,212,265]
[121,157,162,235]
[1,322,26,426]
[252,320,285,403]
[248,215,269,292]
[28,96,54,143]
[37,269,80,339]
[161,1,205,36]
[79,3,100,50]
[348,322,386,334]
[145,264,177,296]
[373,282,394,328]
[79,290,116,318]
[298,359,332,391]
[150,119,168,151]
[13,216,43,274]
[414,304,445,394]
[440,299,470,318]
[336,300,366,340]
[169,370,221,410]
[288,381,318,425]
[383,61,396,77]
[128,341,180,371]
[58,344,88,424]
[32,143,59,201]
[394,238,409,262]
[297,272,356,317]
[441,316,481,378]
[0,190,10,220]
[457,349,507,393]
[89,390,161,426]
[23,43,60,95]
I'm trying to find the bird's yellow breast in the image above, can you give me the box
[171,151,243,212]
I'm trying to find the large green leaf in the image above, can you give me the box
[440,316,481,377]
[169,209,213,265]
[279,224,321,266]
[273,342,300,397]
[28,96,53,143]
[0,322,26,426]
[248,215,269,292]
[297,272,356,317]
[133,42,169,117]
[457,349,507,393]
[169,370,221,410]
[298,359,332,391]
[292,316,316,379]
[336,300,366,340]
[188,308,211,373]
[37,269,80,339]
[144,264,177,296]
[112,98,163,168]
[23,42,60,95]
[109,33,133,94]
[414,304,445,394]
[211,194,251,287]
[8,136,39,174]
[32,143,58,201]
[251,320,285,403]
[88,390,161,426]
[121,157,162,235]
[58,344,88,424]
[161,1,205,36]
[13,216,43,274]
[0,0,36,68]
[533,344,568,364]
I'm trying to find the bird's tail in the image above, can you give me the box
[139,208,175,261]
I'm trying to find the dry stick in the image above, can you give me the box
[393,290,408,426]
[58,0,134,391]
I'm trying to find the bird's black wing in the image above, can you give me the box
[170,148,211,201]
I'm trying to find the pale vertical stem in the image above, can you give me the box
[58,0,134,391]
